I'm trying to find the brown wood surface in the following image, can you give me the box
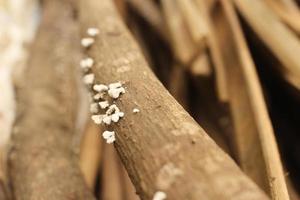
[79,0,270,199]
[8,0,95,199]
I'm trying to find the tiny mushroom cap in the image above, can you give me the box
[80,57,94,70]
[91,114,104,125]
[133,108,140,113]
[108,87,125,99]
[83,73,95,85]
[90,103,99,114]
[93,84,108,92]
[102,115,112,125]
[153,191,167,200]
[99,101,109,109]
[87,27,100,36]
[81,37,95,48]
[102,130,115,144]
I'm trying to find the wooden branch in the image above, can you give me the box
[79,120,103,189]
[195,0,229,102]
[234,0,300,91]
[176,0,208,45]
[79,0,269,199]
[265,0,300,34]
[210,1,290,199]
[161,0,198,64]
[8,0,95,199]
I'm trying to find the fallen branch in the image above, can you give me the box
[79,0,269,199]
[8,0,95,199]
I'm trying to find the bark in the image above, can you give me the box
[79,0,269,199]
[8,0,95,199]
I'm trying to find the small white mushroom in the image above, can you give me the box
[93,84,108,92]
[108,87,125,99]
[83,73,95,85]
[91,114,104,125]
[98,101,109,109]
[102,115,112,125]
[109,82,122,89]
[133,108,140,113]
[90,103,99,114]
[153,191,167,200]
[80,57,94,71]
[106,104,119,115]
[81,37,95,48]
[102,131,115,144]
[93,93,104,100]
[111,112,124,122]
[87,27,100,36]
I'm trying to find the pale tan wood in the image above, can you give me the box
[195,0,229,102]
[176,0,208,45]
[210,1,290,199]
[79,120,103,189]
[265,0,300,34]
[121,165,140,200]
[168,64,189,109]
[190,52,212,77]
[101,144,123,200]
[161,0,198,64]
[234,0,300,91]
[79,0,269,199]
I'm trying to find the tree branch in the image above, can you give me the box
[79,0,269,199]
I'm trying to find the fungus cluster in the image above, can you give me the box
[80,27,139,144]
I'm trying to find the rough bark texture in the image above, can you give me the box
[8,0,95,199]
[79,0,269,199]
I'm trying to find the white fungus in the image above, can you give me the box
[93,84,108,92]
[109,82,122,89]
[80,57,94,70]
[91,114,105,125]
[90,103,99,114]
[133,108,140,113]
[102,104,124,124]
[111,112,125,122]
[102,130,116,144]
[83,73,95,85]
[108,87,125,99]
[102,115,112,125]
[87,27,100,36]
[81,37,95,48]
[98,101,109,109]
[108,82,125,99]
[153,191,167,200]
[93,93,104,100]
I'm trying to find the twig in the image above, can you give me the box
[195,0,229,102]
